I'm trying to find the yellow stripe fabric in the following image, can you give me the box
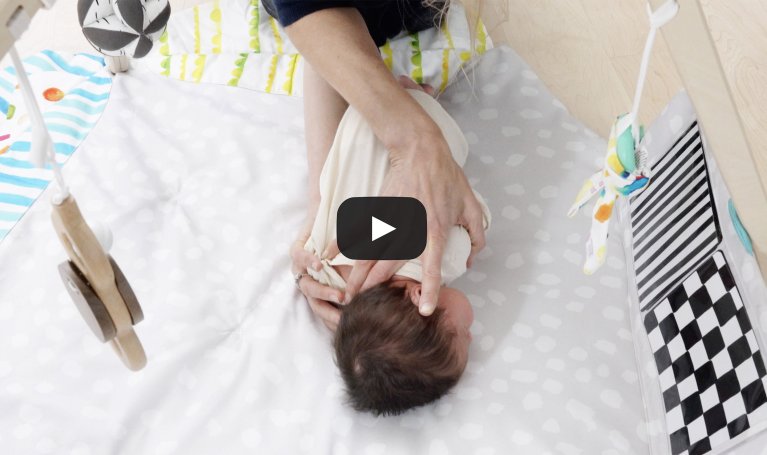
[441,20,455,49]
[192,55,207,82]
[228,53,248,86]
[476,19,487,54]
[265,54,278,92]
[180,54,188,80]
[159,29,170,56]
[160,56,171,76]
[193,6,201,54]
[410,33,422,84]
[159,30,170,76]
[282,54,299,94]
[149,0,489,97]
[249,0,261,52]
[440,48,450,92]
[269,17,284,54]
[211,0,223,54]
[381,41,393,70]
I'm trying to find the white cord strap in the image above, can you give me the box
[630,0,680,144]
[568,0,679,275]
[8,44,70,199]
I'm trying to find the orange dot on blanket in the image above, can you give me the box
[43,87,64,102]
[595,202,614,222]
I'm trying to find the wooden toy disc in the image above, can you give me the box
[108,256,144,324]
[110,328,147,371]
[58,260,116,343]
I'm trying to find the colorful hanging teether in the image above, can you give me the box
[567,0,678,274]
[567,114,650,274]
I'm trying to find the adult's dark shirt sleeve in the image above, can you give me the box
[265,0,355,27]
[262,0,445,47]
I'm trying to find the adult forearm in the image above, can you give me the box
[303,62,348,207]
[285,8,442,156]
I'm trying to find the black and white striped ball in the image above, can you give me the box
[78,0,171,58]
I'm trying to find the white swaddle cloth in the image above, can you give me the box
[304,89,491,292]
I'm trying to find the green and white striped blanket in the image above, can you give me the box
[139,0,491,95]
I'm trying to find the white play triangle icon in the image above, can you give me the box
[371,216,396,241]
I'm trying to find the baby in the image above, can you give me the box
[305,87,491,416]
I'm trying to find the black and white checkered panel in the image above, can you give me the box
[644,252,767,455]
[630,122,722,312]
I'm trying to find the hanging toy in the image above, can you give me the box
[567,0,679,274]
[9,43,147,370]
[568,114,650,274]
[78,0,171,59]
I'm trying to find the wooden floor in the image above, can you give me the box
[10,0,764,147]
[493,0,766,143]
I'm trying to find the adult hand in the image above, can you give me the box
[345,129,487,317]
[290,222,344,331]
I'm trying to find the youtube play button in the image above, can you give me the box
[337,197,427,260]
[371,217,396,241]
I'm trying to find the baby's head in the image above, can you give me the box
[334,278,473,416]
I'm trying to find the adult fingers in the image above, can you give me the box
[419,83,435,96]
[322,238,341,260]
[290,242,322,273]
[418,230,446,316]
[397,75,422,91]
[462,199,487,268]
[291,250,322,275]
[307,297,341,331]
[322,316,339,332]
[396,76,435,95]
[361,259,406,291]
[298,275,344,305]
[344,260,375,303]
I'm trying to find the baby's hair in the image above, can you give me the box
[334,283,463,416]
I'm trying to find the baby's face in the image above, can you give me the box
[390,278,474,365]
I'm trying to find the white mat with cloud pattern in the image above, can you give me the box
[0,47,687,453]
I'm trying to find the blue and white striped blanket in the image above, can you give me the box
[0,51,112,243]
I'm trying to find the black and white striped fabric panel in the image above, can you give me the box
[630,122,723,312]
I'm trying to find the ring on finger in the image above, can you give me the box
[294,272,307,289]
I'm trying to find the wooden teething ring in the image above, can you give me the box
[52,195,146,370]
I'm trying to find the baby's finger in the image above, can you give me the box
[345,260,375,303]
[361,260,405,291]
[298,275,343,304]
[419,232,446,316]
[420,83,435,95]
